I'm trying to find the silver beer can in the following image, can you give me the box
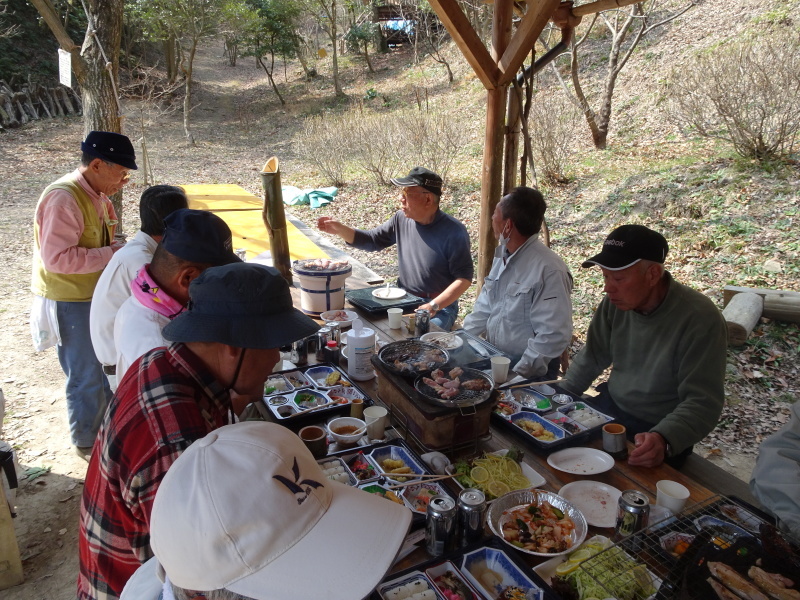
[425,495,457,556]
[458,488,487,547]
[614,490,650,551]
[325,321,341,345]
[235,248,247,261]
[316,327,331,361]
[414,308,430,337]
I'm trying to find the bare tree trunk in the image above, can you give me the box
[256,55,286,106]
[331,0,344,97]
[183,41,197,146]
[363,40,374,73]
[165,36,178,83]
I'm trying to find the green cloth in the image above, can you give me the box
[281,186,337,209]
[561,272,727,454]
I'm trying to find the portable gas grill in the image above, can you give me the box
[371,355,496,455]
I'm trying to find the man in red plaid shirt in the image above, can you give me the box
[77,263,319,600]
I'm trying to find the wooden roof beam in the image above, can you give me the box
[428,0,500,89]
[572,0,645,17]
[497,0,563,86]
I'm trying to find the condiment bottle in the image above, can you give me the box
[324,340,340,365]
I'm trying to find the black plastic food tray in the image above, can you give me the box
[263,362,373,430]
[490,388,610,453]
[345,286,425,313]
[331,438,455,530]
[369,535,559,600]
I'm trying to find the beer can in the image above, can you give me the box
[425,495,456,556]
[316,327,331,361]
[414,308,430,337]
[458,488,487,547]
[614,490,650,551]
[235,248,247,261]
[290,336,308,366]
[325,321,341,345]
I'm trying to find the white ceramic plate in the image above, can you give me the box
[558,480,622,528]
[420,331,464,350]
[546,447,615,475]
[319,309,358,327]
[372,286,406,299]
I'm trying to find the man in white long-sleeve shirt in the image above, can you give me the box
[90,185,188,389]
[463,187,573,380]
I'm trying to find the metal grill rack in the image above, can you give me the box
[569,495,799,600]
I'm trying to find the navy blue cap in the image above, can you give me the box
[163,263,320,348]
[161,209,241,265]
[81,131,138,170]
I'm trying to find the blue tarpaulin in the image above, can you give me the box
[281,186,338,209]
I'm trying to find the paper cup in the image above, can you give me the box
[364,405,388,440]
[387,308,403,329]
[490,356,511,384]
[656,480,690,514]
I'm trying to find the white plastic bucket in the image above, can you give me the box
[292,261,352,316]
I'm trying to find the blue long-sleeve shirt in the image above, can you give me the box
[350,209,473,298]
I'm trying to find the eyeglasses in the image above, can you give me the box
[104,161,132,181]
[401,189,429,200]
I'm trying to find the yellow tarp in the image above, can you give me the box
[183,183,328,261]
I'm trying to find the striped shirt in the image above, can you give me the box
[77,343,232,600]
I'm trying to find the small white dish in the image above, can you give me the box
[547,447,615,475]
[421,331,464,350]
[372,287,406,299]
[319,309,358,327]
[558,480,622,528]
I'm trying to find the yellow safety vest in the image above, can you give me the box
[31,173,113,302]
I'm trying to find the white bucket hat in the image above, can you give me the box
[149,421,412,600]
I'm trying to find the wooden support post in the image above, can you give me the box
[260,157,293,285]
[722,292,763,346]
[477,0,513,288]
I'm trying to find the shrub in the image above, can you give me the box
[527,90,581,184]
[666,30,800,161]
[294,112,359,186]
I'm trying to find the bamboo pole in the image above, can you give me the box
[572,0,644,17]
[260,157,293,285]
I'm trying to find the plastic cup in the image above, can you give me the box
[387,308,403,329]
[656,480,690,514]
[364,405,388,441]
[490,356,511,384]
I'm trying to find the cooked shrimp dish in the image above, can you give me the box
[501,500,576,554]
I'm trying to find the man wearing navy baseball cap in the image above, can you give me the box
[560,224,727,469]
[112,208,241,380]
[30,131,137,461]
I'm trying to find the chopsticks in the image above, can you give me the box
[498,378,562,391]
[287,401,336,418]
[376,471,452,479]
[386,474,458,489]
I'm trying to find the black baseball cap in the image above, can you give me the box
[81,131,138,170]
[582,224,669,270]
[390,167,443,197]
[161,209,241,265]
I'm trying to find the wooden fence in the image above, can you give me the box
[0,80,82,129]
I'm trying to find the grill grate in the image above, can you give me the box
[377,340,449,376]
[414,367,494,408]
[565,495,800,600]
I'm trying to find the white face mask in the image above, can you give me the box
[498,221,511,247]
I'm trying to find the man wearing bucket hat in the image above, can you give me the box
[119,422,413,600]
[113,208,241,380]
[78,263,320,600]
[317,166,473,330]
[560,224,727,469]
[30,131,137,461]
[90,185,189,389]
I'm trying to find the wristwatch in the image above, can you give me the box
[429,301,440,314]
